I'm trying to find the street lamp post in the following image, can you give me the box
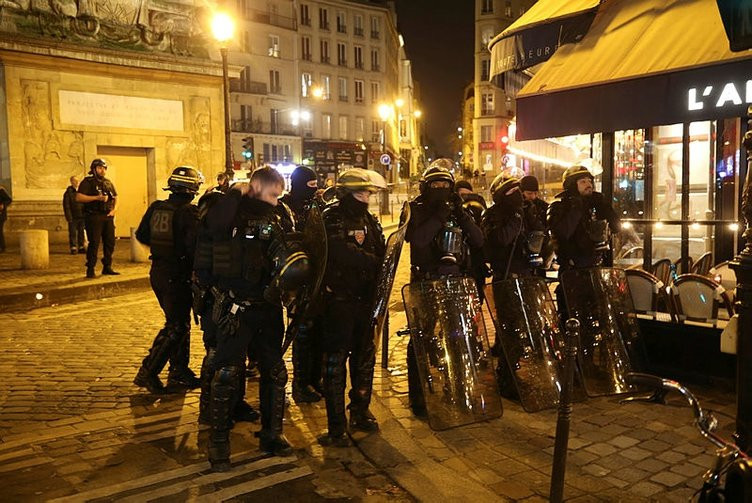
[211,12,235,178]
[377,103,393,215]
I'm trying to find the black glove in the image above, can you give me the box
[435,202,451,223]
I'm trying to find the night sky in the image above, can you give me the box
[395,0,474,157]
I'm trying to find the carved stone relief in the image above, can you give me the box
[165,95,211,175]
[21,79,85,189]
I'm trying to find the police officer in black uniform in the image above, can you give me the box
[547,166,619,271]
[405,159,484,416]
[548,166,620,319]
[318,169,386,447]
[280,165,325,404]
[133,167,202,393]
[206,167,309,471]
[482,175,546,282]
[76,159,118,278]
[194,178,260,426]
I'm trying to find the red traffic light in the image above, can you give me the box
[501,135,509,144]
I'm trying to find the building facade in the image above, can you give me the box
[473,0,535,176]
[0,0,225,244]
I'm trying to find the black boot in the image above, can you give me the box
[349,342,379,432]
[167,326,200,389]
[291,333,321,403]
[320,352,349,444]
[198,348,216,425]
[234,364,260,423]
[258,360,293,456]
[101,266,120,275]
[134,328,176,394]
[209,366,241,472]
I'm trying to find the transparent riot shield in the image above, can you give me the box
[485,278,564,412]
[560,267,646,397]
[282,202,327,352]
[371,202,411,342]
[402,277,502,430]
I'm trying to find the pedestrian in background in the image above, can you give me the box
[76,159,119,278]
[0,184,10,253]
[63,176,86,254]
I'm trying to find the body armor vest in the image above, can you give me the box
[149,200,177,259]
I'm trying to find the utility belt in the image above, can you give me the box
[210,286,268,337]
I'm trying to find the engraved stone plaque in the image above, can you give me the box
[58,90,184,131]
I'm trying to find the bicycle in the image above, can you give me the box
[625,373,752,502]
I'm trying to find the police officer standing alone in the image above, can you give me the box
[76,159,118,278]
[206,167,306,470]
[405,159,484,416]
[281,165,325,404]
[133,167,203,393]
[318,169,385,446]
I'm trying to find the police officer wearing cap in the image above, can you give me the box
[133,167,202,394]
[205,167,309,470]
[76,159,118,278]
[280,165,325,404]
[482,175,545,282]
[547,166,619,271]
[318,168,386,447]
[405,159,484,416]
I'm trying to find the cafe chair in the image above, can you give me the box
[625,269,672,321]
[709,260,737,307]
[691,252,713,276]
[669,274,734,327]
[620,246,643,259]
[652,258,672,286]
[674,257,694,276]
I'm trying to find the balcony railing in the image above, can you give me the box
[371,30,380,39]
[229,80,267,95]
[354,27,364,36]
[232,119,297,136]
[246,9,297,30]
[354,61,364,69]
[371,64,380,71]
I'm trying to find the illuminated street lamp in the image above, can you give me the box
[212,11,235,177]
[311,86,324,99]
[414,110,422,118]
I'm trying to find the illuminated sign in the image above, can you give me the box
[688,80,752,110]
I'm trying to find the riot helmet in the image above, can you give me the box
[490,174,522,207]
[562,165,594,194]
[264,238,311,306]
[419,159,455,193]
[165,166,203,194]
[89,158,108,179]
[337,168,387,193]
[290,165,319,201]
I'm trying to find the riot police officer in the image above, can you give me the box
[205,167,309,470]
[280,166,324,403]
[76,159,118,278]
[133,167,202,393]
[547,166,619,271]
[405,159,484,416]
[482,175,545,281]
[318,169,386,447]
[194,179,259,426]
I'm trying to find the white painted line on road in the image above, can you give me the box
[194,465,313,502]
[117,455,299,503]
[47,451,280,502]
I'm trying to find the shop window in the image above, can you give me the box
[687,121,716,261]
[650,124,684,263]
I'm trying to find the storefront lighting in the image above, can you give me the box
[621,221,633,230]
[271,163,297,175]
[655,221,664,230]
[619,180,629,189]
[691,221,701,230]
[506,146,573,168]
[729,222,740,232]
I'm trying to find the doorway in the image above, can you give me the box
[97,146,149,238]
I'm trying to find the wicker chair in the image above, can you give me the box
[652,258,672,286]
[691,252,713,276]
[669,274,734,326]
[625,269,671,320]
[709,260,737,306]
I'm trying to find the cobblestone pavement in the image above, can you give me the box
[0,243,738,501]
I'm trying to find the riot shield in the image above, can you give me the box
[485,278,565,413]
[402,277,502,430]
[370,202,411,342]
[282,201,327,352]
[560,267,646,397]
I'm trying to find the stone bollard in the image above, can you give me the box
[19,230,49,269]
[130,227,150,263]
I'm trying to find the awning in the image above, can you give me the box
[489,0,600,76]
[515,0,752,140]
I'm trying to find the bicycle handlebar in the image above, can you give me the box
[626,372,724,449]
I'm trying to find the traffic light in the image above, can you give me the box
[242,136,253,161]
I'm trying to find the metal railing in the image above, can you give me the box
[229,80,267,95]
[231,120,297,136]
[245,9,297,30]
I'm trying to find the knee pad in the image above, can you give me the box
[270,361,288,387]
